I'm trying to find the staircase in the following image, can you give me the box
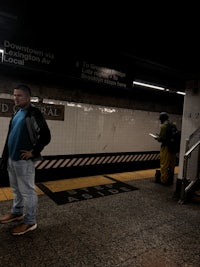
[179,127,200,204]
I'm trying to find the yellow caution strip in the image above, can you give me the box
[0,167,179,201]
[43,176,115,192]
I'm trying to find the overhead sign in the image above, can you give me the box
[1,40,55,68]
[0,41,132,89]
[78,61,127,88]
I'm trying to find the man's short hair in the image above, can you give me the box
[15,84,31,96]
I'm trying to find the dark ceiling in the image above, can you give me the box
[0,2,200,90]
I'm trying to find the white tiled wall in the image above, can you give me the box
[0,96,182,156]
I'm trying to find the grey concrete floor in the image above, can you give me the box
[0,176,200,267]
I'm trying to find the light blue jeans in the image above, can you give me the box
[8,158,38,225]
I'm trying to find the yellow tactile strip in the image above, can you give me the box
[0,187,13,201]
[0,167,179,201]
[108,167,179,182]
[108,169,156,182]
[0,185,44,201]
[43,176,115,192]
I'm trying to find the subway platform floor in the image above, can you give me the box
[0,167,200,267]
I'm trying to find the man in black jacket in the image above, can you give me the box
[0,84,51,235]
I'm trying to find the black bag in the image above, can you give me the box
[0,144,9,186]
[167,122,181,153]
[0,158,9,187]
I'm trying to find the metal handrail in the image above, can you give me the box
[184,140,200,159]
[179,139,200,204]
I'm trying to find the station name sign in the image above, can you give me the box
[0,99,64,121]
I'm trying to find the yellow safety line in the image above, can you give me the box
[43,175,115,192]
[0,167,179,201]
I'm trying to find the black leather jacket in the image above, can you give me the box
[0,104,51,170]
